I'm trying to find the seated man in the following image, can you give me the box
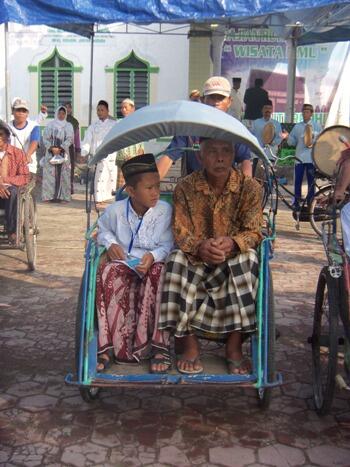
[0,124,30,243]
[157,138,263,375]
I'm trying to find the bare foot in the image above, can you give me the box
[97,352,111,371]
[150,352,171,373]
[226,331,251,375]
[176,335,203,374]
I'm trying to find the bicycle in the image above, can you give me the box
[257,146,334,236]
[308,188,350,415]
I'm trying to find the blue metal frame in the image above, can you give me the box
[65,229,282,390]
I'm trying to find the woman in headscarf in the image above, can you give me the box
[41,106,74,202]
[81,100,118,205]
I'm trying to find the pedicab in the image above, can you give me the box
[65,101,282,407]
[0,176,38,271]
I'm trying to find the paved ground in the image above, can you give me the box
[1,187,350,467]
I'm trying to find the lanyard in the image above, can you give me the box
[126,198,144,256]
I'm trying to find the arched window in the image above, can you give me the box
[39,48,73,117]
[114,51,149,118]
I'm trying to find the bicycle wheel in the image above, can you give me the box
[257,269,275,409]
[24,194,37,271]
[309,185,338,237]
[312,267,339,415]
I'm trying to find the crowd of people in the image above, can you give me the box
[0,74,338,377]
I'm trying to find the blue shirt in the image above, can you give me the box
[251,117,282,159]
[166,135,251,174]
[287,120,322,164]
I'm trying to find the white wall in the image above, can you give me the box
[1,23,189,127]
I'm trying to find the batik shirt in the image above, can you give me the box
[172,169,263,263]
[0,144,29,186]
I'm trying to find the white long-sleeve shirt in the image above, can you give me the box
[97,197,174,262]
[81,117,116,157]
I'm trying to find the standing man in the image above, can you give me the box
[115,99,144,188]
[251,100,286,173]
[243,78,269,123]
[120,98,136,118]
[287,103,322,207]
[81,100,117,206]
[229,77,243,120]
[157,76,252,179]
[8,98,41,176]
[189,90,201,102]
[64,102,81,194]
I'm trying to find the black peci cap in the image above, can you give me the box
[121,154,158,182]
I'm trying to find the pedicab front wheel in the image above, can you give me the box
[256,269,275,409]
[79,387,100,402]
[24,194,37,271]
[312,267,339,415]
[75,279,101,402]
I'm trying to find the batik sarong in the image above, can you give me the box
[96,261,167,362]
[158,249,259,337]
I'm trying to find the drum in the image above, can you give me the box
[312,125,350,178]
[304,123,313,148]
[262,122,275,145]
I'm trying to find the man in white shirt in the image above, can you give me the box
[287,103,322,207]
[81,100,117,204]
[229,77,243,120]
[8,98,41,175]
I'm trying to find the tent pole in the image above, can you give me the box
[4,23,10,121]
[286,37,297,123]
[88,26,95,125]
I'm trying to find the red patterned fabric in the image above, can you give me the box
[96,261,168,362]
[1,144,29,186]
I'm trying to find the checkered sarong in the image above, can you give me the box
[158,249,259,336]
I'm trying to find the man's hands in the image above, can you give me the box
[0,183,10,199]
[135,253,154,274]
[334,188,347,203]
[198,236,237,264]
[107,243,126,261]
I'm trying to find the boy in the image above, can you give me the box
[96,154,173,370]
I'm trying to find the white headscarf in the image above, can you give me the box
[50,106,68,130]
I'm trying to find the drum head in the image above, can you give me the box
[262,122,275,145]
[312,125,350,177]
[304,123,313,148]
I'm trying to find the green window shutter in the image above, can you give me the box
[57,69,73,107]
[40,69,56,116]
[39,49,73,118]
[114,51,150,119]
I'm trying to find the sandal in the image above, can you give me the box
[176,356,203,375]
[150,351,172,374]
[97,354,111,372]
[226,358,251,375]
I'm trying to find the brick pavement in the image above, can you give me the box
[1,191,350,467]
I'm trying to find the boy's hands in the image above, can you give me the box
[107,243,126,261]
[135,252,154,274]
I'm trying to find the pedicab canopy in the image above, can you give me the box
[90,100,267,166]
